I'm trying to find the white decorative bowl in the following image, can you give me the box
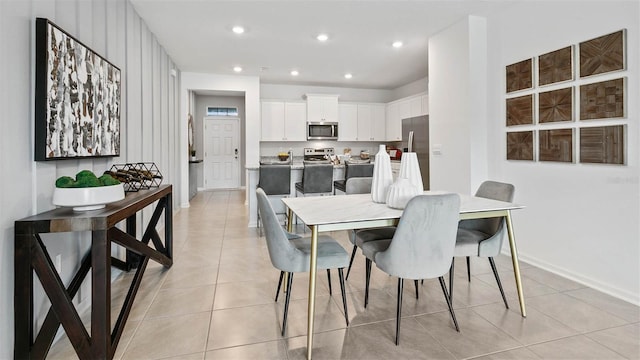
[53,184,125,211]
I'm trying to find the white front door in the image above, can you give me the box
[204,117,240,189]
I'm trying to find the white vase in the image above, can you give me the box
[371,144,393,203]
[386,178,421,209]
[399,152,424,191]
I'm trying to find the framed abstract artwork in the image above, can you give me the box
[580,126,624,164]
[506,94,534,126]
[579,30,625,78]
[506,131,534,161]
[538,46,573,86]
[579,78,625,120]
[539,129,573,163]
[35,18,121,161]
[539,87,573,123]
[506,58,533,93]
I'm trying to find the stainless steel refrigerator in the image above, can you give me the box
[402,115,429,190]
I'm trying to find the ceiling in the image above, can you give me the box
[130,1,512,90]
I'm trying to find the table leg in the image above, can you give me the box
[287,208,293,233]
[14,233,33,359]
[505,210,526,317]
[306,225,318,360]
[91,229,112,357]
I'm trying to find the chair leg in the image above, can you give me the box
[345,245,357,281]
[449,261,455,302]
[396,278,404,346]
[282,272,294,336]
[257,207,262,237]
[466,256,471,282]
[327,269,332,296]
[338,268,349,326]
[489,257,509,309]
[438,276,460,332]
[365,258,372,308]
[275,271,284,302]
[414,279,419,300]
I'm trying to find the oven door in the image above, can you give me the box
[307,122,338,140]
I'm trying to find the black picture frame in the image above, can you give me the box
[35,17,121,161]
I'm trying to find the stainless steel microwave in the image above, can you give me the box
[307,122,338,140]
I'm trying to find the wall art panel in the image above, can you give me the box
[580,30,625,78]
[506,58,533,93]
[580,125,624,164]
[506,94,534,126]
[539,129,573,162]
[579,78,624,120]
[539,46,573,86]
[539,87,573,123]
[35,18,121,161]
[507,131,534,161]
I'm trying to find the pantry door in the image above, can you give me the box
[203,117,240,189]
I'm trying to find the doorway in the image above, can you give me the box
[203,117,240,189]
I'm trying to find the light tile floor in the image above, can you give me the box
[49,190,640,359]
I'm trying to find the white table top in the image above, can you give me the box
[282,191,524,228]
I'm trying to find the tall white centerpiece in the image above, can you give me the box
[398,152,424,191]
[371,144,393,203]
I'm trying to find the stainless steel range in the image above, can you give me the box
[303,148,334,164]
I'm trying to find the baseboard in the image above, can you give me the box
[505,250,640,306]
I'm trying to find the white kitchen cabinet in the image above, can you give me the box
[386,102,402,141]
[409,96,422,117]
[356,104,372,141]
[370,104,386,141]
[398,99,411,121]
[284,102,307,141]
[261,101,306,141]
[338,103,358,141]
[305,94,339,123]
[421,94,429,115]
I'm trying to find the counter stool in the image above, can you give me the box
[257,164,291,236]
[334,162,374,194]
[295,163,334,196]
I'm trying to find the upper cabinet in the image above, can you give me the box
[305,94,339,123]
[261,100,306,141]
[339,102,386,141]
[385,93,428,142]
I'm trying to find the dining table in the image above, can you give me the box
[282,191,525,360]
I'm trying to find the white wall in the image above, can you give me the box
[390,76,429,101]
[430,2,638,304]
[0,0,182,357]
[486,1,639,304]
[429,16,488,194]
[180,73,260,207]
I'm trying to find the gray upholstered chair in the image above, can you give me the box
[334,162,374,194]
[449,180,515,309]
[256,188,350,336]
[257,164,291,235]
[361,194,461,345]
[342,177,396,281]
[295,163,334,196]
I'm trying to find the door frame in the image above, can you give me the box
[203,116,241,189]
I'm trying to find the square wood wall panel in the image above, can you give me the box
[579,78,624,120]
[580,125,624,164]
[539,87,573,123]
[506,58,533,93]
[539,129,573,162]
[506,94,534,126]
[507,131,534,161]
[539,46,573,86]
[580,30,625,78]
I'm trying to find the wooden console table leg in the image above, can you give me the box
[126,214,138,270]
[164,192,173,260]
[91,230,112,358]
[14,232,34,359]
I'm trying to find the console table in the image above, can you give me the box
[14,185,173,359]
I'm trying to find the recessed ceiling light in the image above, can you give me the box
[392,41,403,48]
[233,66,242,72]
[232,26,245,34]
[344,73,352,79]
[291,70,299,76]
[317,33,329,42]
